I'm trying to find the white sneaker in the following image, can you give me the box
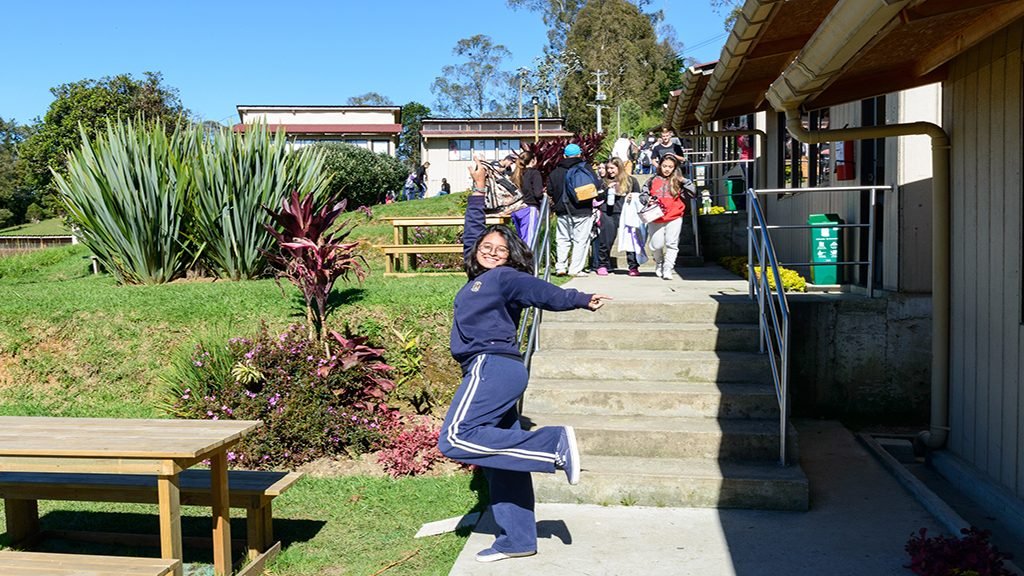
[556,426,581,485]
[654,262,663,278]
[475,547,537,563]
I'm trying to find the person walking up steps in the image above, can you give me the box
[641,153,691,280]
[438,160,611,564]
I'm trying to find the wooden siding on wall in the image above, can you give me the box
[946,20,1024,499]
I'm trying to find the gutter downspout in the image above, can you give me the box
[701,126,768,189]
[782,107,950,450]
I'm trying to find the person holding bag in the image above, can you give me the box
[640,153,689,280]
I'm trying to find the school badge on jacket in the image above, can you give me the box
[471,280,483,292]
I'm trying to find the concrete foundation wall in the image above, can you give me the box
[789,293,932,421]
[698,212,748,261]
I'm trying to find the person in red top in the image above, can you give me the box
[640,154,691,280]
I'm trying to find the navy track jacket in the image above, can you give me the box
[450,195,593,365]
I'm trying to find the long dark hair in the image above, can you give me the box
[511,150,534,189]
[465,225,534,279]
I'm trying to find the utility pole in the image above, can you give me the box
[588,70,608,133]
[518,68,529,118]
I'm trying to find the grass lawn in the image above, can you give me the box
[0,474,487,576]
[0,193,494,574]
[0,218,71,236]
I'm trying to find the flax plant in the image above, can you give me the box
[54,119,191,284]
[189,123,328,280]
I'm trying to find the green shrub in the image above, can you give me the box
[189,123,328,280]
[166,324,397,469]
[55,119,191,284]
[316,143,406,208]
[719,255,807,292]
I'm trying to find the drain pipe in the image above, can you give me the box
[782,107,950,451]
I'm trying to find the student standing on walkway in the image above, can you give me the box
[641,153,689,280]
[548,144,602,276]
[600,158,641,275]
[509,150,544,248]
[438,160,611,563]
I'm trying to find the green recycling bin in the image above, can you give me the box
[724,179,737,211]
[808,213,842,284]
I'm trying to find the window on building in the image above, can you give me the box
[372,140,390,154]
[474,139,497,160]
[449,139,471,161]
[498,139,521,156]
[347,139,370,150]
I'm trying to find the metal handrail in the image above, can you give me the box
[518,194,552,372]
[749,185,889,295]
[745,188,792,466]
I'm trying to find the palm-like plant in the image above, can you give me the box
[263,191,367,342]
[55,118,191,284]
[190,122,328,280]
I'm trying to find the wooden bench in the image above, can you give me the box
[0,469,301,560]
[378,243,463,275]
[0,550,179,575]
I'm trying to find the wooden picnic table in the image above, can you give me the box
[0,417,261,576]
[381,215,509,274]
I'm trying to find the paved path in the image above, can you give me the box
[449,267,945,575]
[449,420,944,575]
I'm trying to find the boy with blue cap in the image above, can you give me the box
[546,143,602,276]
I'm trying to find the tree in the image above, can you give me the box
[560,0,681,133]
[507,0,585,55]
[19,71,189,216]
[709,0,744,30]
[431,35,515,118]
[397,101,430,169]
[346,92,394,106]
[0,117,32,225]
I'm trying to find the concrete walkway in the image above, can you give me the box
[448,266,945,575]
[449,419,945,575]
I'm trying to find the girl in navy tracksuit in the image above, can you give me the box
[438,163,610,563]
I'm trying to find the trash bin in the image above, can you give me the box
[808,213,842,284]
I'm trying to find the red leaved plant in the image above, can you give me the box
[523,132,606,190]
[318,330,396,413]
[905,527,1013,576]
[263,191,367,342]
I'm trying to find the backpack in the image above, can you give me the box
[564,162,599,204]
[482,162,525,214]
[640,150,652,167]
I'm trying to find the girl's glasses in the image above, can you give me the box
[478,243,509,257]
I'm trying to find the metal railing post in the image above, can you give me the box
[867,188,876,297]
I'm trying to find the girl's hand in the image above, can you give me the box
[588,294,612,311]
[468,161,487,194]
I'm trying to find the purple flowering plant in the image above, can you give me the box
[168,323,399,469]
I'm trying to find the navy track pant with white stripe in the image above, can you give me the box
[438,354,563,554]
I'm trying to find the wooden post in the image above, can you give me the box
[3,498,39,547]
[157,473,184,576]
[210,451,232,575]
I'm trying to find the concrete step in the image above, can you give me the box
[539,321,759,352]
[546,299,758,324]
[524,413,793,462]
[533,455,809,511]
[525,379,779,419]
[529,349,772,383]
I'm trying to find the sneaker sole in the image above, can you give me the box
[564,425,581,485]
[476,550,537,563]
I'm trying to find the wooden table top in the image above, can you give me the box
[0,417,261,459]
[382,215,508,226]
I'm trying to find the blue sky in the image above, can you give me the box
[0,1,730,126]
